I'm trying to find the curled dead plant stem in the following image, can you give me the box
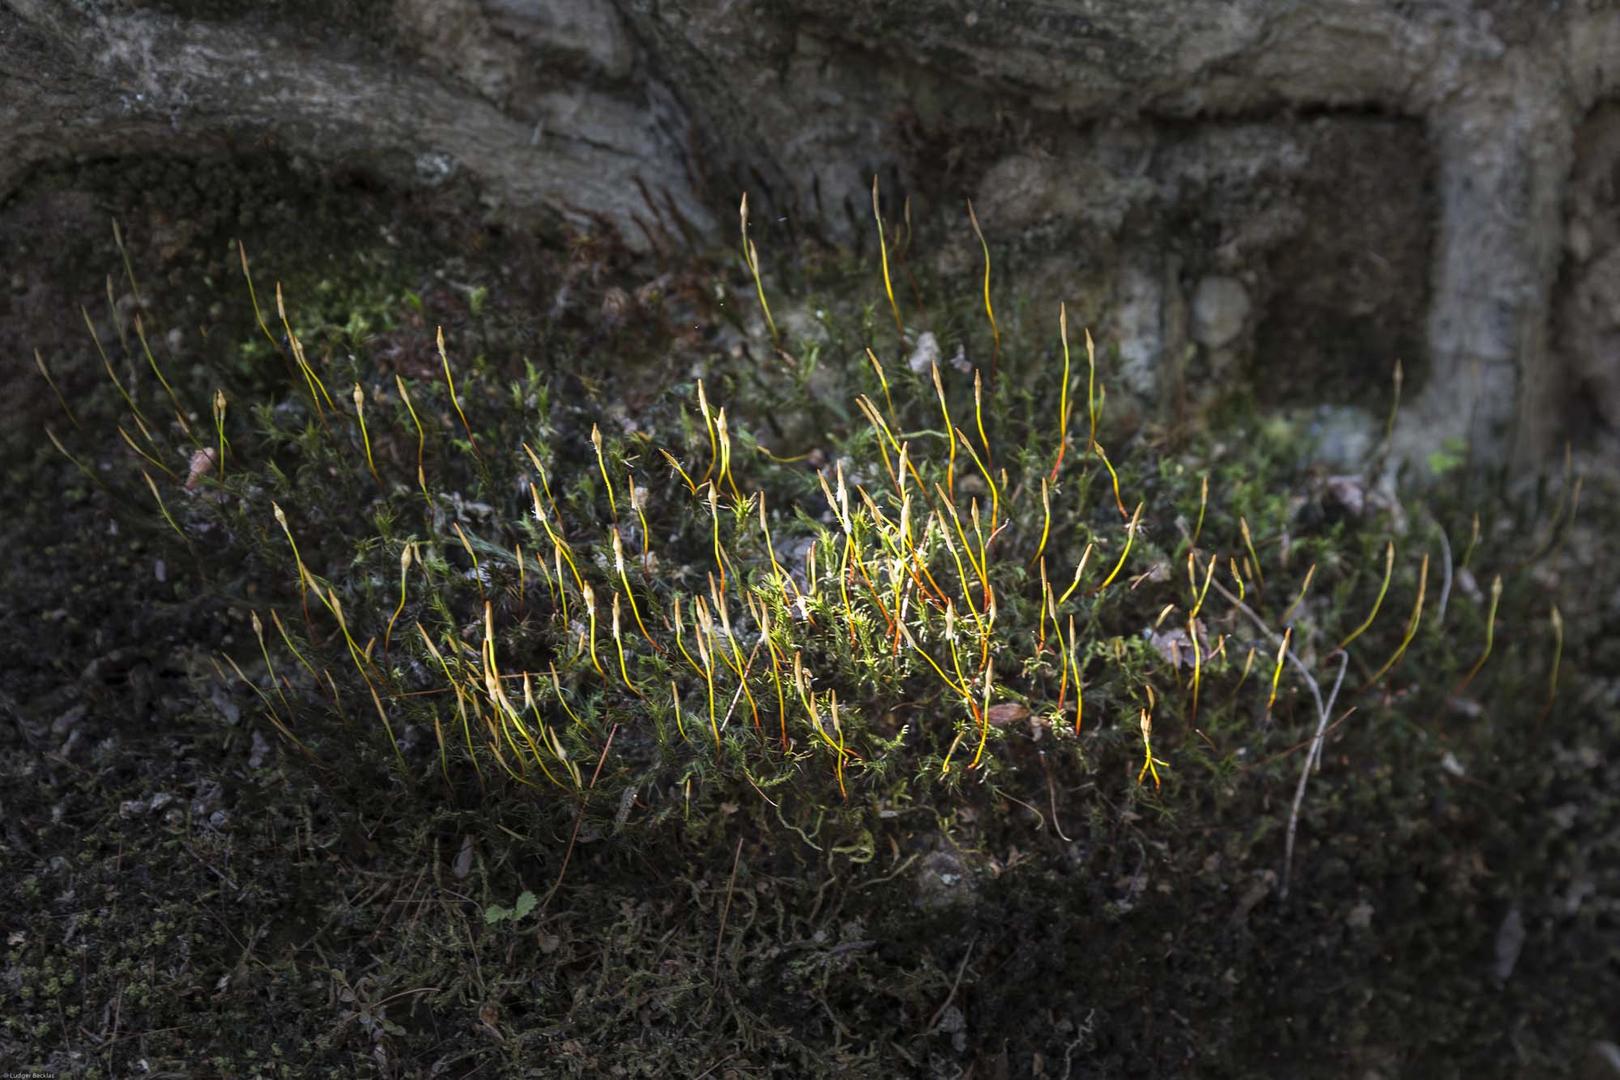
[1207,576,1350,899]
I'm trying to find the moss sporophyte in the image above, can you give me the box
[48,203,1564,856]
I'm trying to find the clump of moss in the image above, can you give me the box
[17,191,1617,1076]
[43,207,1562,863]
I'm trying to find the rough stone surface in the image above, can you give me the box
[3,0,1618,469]
[1557,102,1620,436]
[1191,276,1250,350]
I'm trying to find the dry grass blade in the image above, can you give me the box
[1335,541,1394,652]
[739,193,779,346]
[872,175,903,339]
[966,199,1000,380]
[35,349,80,429]
[1453,574,1503,695]
[1362,553,1429,691]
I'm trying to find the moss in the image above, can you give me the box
[76,225,1505,835]
[4,202,1616,1076]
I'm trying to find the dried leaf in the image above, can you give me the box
[986,703,1030,727]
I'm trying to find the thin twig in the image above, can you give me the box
[1282,651,1349,899]
[714,835,745,975]
[999,790,1048,831]
[1207,577,1351,899]
[719,637,765,732]
[539,723,618,913]
[856,853,920,891]
[1433,522,1454,627]
[1243,706,1357,771]
[1207,579,1326,721]
[693,1055,737,1080]
[1041,751,1075,843]
[926,935,978,1032]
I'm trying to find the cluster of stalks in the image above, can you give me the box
[38,200,1555,833]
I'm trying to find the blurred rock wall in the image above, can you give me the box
[3,0,1617,468]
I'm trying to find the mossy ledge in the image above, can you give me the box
[12,207,1614,1077]
[61,228,1526,827]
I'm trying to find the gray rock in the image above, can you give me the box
[907,331,941,376]
[4,0,1618,470]
[1303,406,1378,471]
[914,848,976,911]
[1191,275,1251,349]
[1493,905,1525,982]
